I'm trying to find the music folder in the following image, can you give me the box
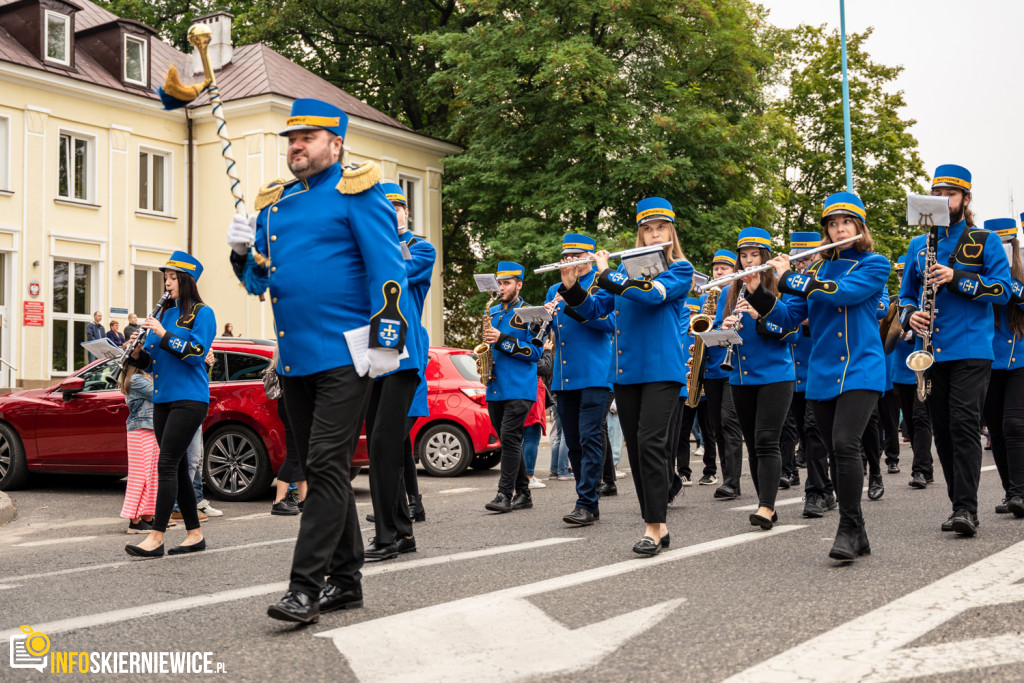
[698,330,743,348]
[622,251,667,280]
[513,306,552,324]
[473,274,500,293]
[907,194,950,227]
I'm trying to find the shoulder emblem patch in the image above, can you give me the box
[337,161,383,195]
[255,179,290,211]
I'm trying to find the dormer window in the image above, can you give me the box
[123,34,146,85]
[44,10,70,65]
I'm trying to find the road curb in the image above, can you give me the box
[0,491,15,527]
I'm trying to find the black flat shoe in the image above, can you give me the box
[749,512,775,530]
[661,533,670,549]
[168,538,206,555]
[632,536,661,556]
[563,507,596,526]
[125,543,164,557]
[267,590,319,623]
[318,583,363,613]
[950,509,978,537]
[485,493,513,513]
[909,473,927,489]
[714,484,739,499]
[511,491,533,510]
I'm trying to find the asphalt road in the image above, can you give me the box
[2,442,1023,681]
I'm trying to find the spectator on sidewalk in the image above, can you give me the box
[222,323,235,337]
[106,320,125,348]
[124,313,140,342]
[86,311,105,362]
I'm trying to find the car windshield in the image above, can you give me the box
[78,359,119,392]
[449,353,481,383]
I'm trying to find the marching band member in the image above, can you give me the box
[771,192,890,561]
[861,289,891,502]
[899,165,1011,536]
[982,217,1024,518]
[228,99,410,622]
[483,262,542,513]
[559,197,693,555]
[714,227,798,531]
[543,234,614,526]
[891,255,934,489]
[666,298,703,499]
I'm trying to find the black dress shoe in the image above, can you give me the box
[786,472,800,486]
[778,476,791,490]
[598,482,618,496]
[714,484,739,499]
[828,525,864,562]
[409,494,426,522]
[511,491,533,510]
[318,583,363,613]
[940,512,956,532]
[867,474,884,501]
[485,493,513,513]
[271,499,300,516]
[125,543,164,558]
[365,539,400,561]
[268,590,319,623]
[563,508,596,526]
[365,513,376,523]
[909,473,927,489]
[950,509,978,537]
[1007,496,1024,518]
[168,538,206,555]
[995,498,1010,514]
[395,536,417,554]
[887,463,900,474]
[632,536,662,556]
[803,493,824,518]
[822,491,837,511]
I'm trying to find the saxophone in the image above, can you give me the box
[685,286,721,408]
[906,220,939,401]
[474,294,498,385]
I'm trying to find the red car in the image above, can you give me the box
[0,341,498,500]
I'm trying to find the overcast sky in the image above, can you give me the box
[760,0,1024,224]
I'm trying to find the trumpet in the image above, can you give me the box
[697,235,862,293]
[533,242,673,274]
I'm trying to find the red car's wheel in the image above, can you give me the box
[0,422,28,490]
[203,424,273,501]
[417,423,473,477]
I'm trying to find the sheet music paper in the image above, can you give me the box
[907,194,950,228]
[622,251,667,280]
[513,306,552,324]
[698,330,743,348]
[344,326,411,377]
[473,274,501,293]
[80,338,124,360]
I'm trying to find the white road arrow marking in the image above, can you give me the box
[318,525,804,682]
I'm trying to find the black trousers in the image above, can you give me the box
[780,395,804,480]
[366,370,420,545]
[615,381,680,524]
[152,400,208,532]
[862,408,882,478]
[275,398,305,483]
[894,382,933,478]
[878,389,901,465]
[983,368,1024,499]
[669,400,711,479]
[488,399,532,497]
[929,359,990,514]
[791,392,831,496]
[704,378,744,489]
[811,390,879,529]
[731,382,792,510]
[281,366,371,598]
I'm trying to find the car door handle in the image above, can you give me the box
[105,405,125,414]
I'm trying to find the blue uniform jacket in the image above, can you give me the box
[233,163,409,377]
[776,248,890,400]
[487,297,541,401]
[992,288,1024,371]
[878,289,894,392]
[136,302,216,404]
[891,334,916,385]
[545,269,613,392]
[716,283,798,387]
[898,220,1011,363]
[561,259,693,386]
[408,341,430,417]
[790,326,812,393]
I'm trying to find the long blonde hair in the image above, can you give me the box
[634,220,686,264]
[118,364,150,396]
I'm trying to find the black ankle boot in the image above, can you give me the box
[408,494,425,522]
[856,523,871,556]
[828,525,859,562]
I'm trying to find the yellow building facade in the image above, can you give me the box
[0,4,456,388]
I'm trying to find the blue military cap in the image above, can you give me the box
[161,250,203,281]
[712,249,737,267]
[562,233,596,255]
[278,98,349,138]
[821,192,866,227]
[636,197,675,226]
[896,255,906,273]
[686,297,701,312]
[496,261,525,280]
[380,182,407,206]
[985,217,1017,243]
[737,227,772,253]
[790,231,821,255]
[932,164,971,191]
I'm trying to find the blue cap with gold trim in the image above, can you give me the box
[562,233,595,255]
[932,164,971,192]
[380,182,407,206]
[161,250,203,282]
[496,261,525,280]
[985,217,1017,243]
[278,98,348,138]
[790,231,821,255]
[896,255,906,273]
[737,227,772,254]
[636,197,675,226]
[712,249,737,267]
[821,192,866,227]
[686,297,701,312]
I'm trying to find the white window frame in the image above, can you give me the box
[137,146,172,214]
[398,174,424,237]
[44,11,71,66]
[123,34,147,86]
[50,258,97,375]
[57,129,95,203]
[0,116,9,191]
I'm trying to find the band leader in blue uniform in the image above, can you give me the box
[982,217,1024,518]
[543,234,613,526]
[125,252,215,558]
[227,99,410,623]
[715,228,798,530]
[483,262,542,513]
[559,197,692,556]
[899,165,1011,536]
[770,193,890,561]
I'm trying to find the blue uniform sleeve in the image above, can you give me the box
[159,305,216,367]
[560,280,616,322]
[496,310,541,363]
[596,260,693,306]
[899,239,924,321]
[876,288,890,321]
[406,238,436,287]
[778,254,890,306]
[1010,279,1024,306]
[948,231,1011,304]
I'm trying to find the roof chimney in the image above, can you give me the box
[190,12,233,75]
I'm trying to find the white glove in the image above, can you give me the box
[367,347,400,378]
[227,213,257,256]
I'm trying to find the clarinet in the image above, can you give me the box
[112,292,169,383]
[719,287,747,372]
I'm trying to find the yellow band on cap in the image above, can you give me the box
[823,202,867,219]
[997,227,1017,237]
[932,175,971,190]
[386,193,406,202]
[739,236,771,247]
[165,260,197,271]
[562,242,594,251]
[636,207,676,222]
[713,255,737,265]
[896,263,905,270]
[286,115,341,128]
[496,270,522,278]
[790,241,820,248]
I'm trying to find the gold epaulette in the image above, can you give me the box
[336,161,382,195]
[255,179,289,211]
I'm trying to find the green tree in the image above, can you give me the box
[95,0,233,50]
[774,25,928,278]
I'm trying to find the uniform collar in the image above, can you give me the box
[942,219,966,239]
[501,296,522,311]
[299,162,342,191]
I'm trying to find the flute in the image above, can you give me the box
[697,234,862,293]
[533,242,674,274]
[112,292,169,383]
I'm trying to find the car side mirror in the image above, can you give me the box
[58,376,85,399]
